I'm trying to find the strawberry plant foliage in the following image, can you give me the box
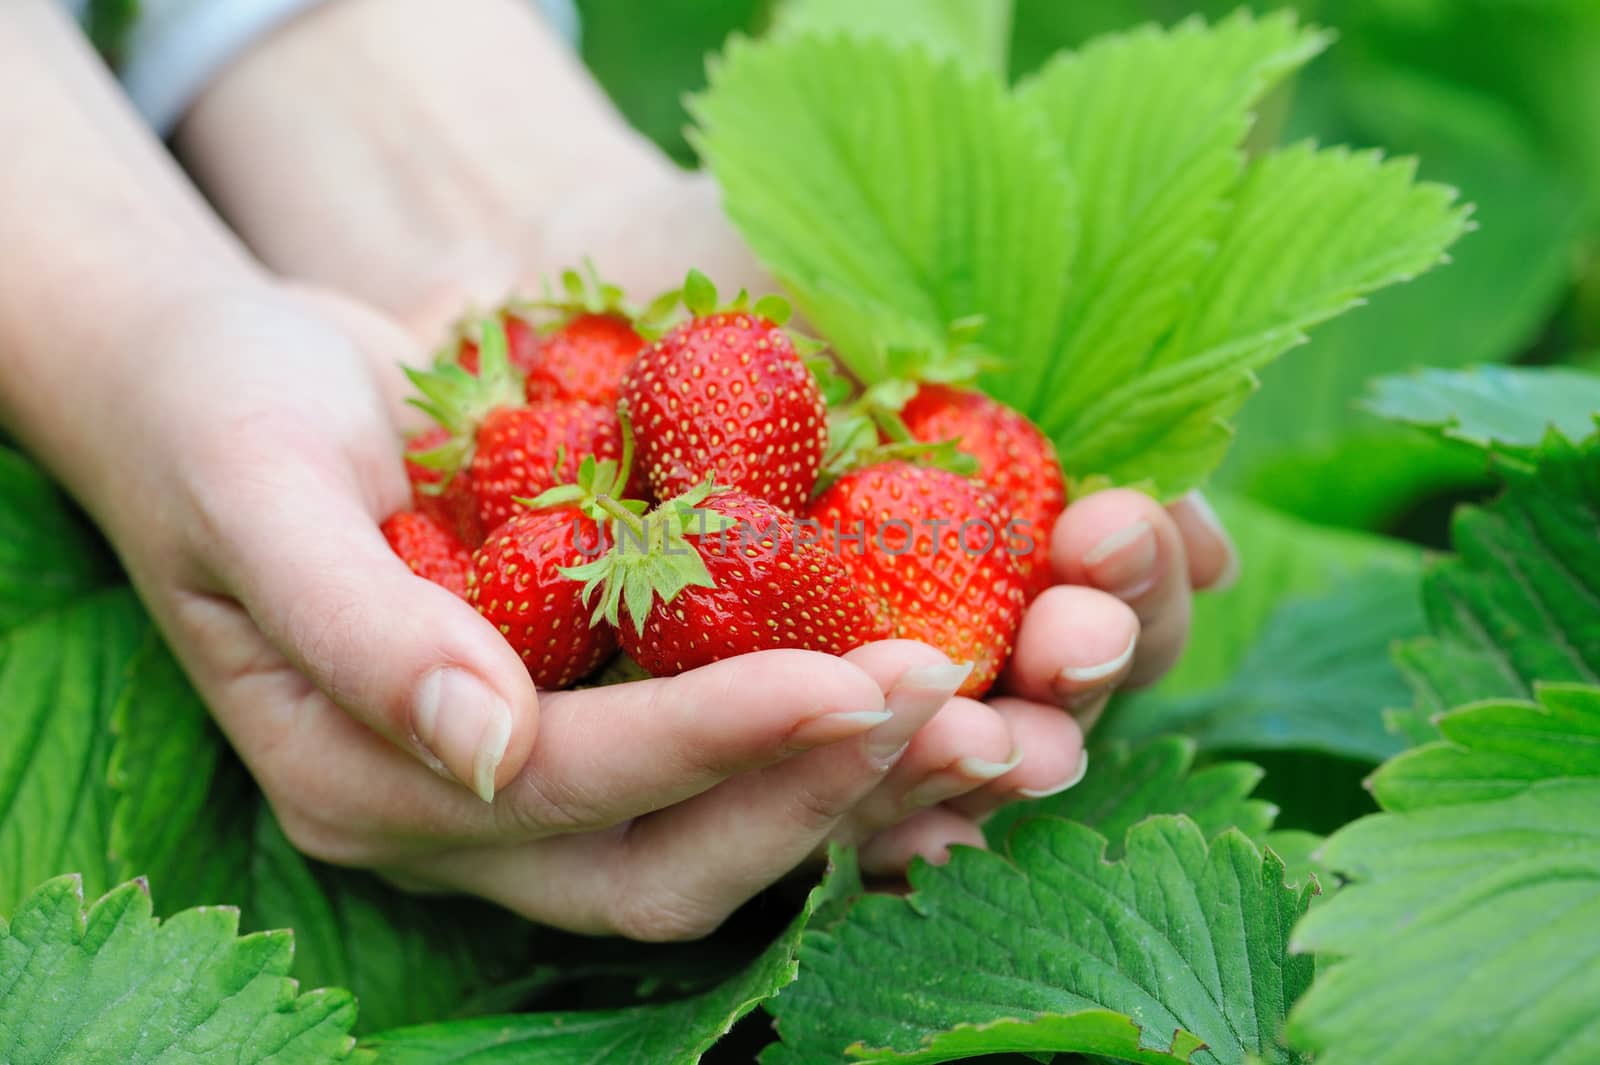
[695,14,1470,496]
[1365,364,1600,452]
[1391,433,1600,727]
[0,875,365,1065]
[766,817,1316,1065]
[1285,437,1600,1064]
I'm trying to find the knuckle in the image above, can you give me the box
[498,771,607,836]
[606,891,727,943]
[272,802,384,868]
[787,779,852,834]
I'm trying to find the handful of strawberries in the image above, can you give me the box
[382,269,1069,699]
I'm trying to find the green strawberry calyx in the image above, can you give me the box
[404,315,524,484]
[515,260,672,340]
[559,478,738,637]
[517,405,644,523]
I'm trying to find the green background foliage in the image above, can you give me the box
[15,1,1600,1063]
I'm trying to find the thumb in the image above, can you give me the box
[216,473,538,802]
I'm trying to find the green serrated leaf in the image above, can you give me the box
[0,875,367,1064]
[983,735,1277,855]
[1365,364,1600,451]
[1049,142,1470,496]
[693,33,1076,388]
[1007,11,1328,434]
[1288,779,1600,1065]
[1108,565,1422,763]
[769,817,1315,1064]
[1394,433,1600,726]
[363,846,853,1064]
[771,0,1014,73]
[0,445,117,634]
[1371,684,1600,812]
[107,634,255,914]
[0,588,147,915]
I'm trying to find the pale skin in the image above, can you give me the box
[0,0,1235,939]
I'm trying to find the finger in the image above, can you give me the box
[1167,491,1239,591]
[943,697,1089,822]
[207,455,538,803]
[832,696,1017,841]
[491,649,889,835]
[858,807,988,876]
[594,652,968,939]
[1050,489,1192,687]
[999,585,1139,711]
[408,649,967,937]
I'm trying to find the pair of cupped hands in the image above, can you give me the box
[121,279,1233,942]
[13,0,1236,942]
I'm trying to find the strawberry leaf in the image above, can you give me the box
[1285,436,1600,1064]
[0,444,117,634]
[0,588,147,916]
[1364,364,1600,452]
[1045,142,1469,496]
[0,875,366,1064]
[982,735,1278,856]
[1392,433,1600,729]
[766,817,1316,1064]
[693,33,1077,389]
[696,17,1468,497]
[771,0,1014,72]
[361,847,852,1065]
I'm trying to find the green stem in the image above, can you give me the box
[594,494,646,540]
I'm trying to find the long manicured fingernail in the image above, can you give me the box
[1017,749,1090,799]
[413,668,513,803]
[1058,631,1137,687]
[788,709,895,749]
[1176,491,1240,591]
[866,662,973,767]
[903,749,1023,809]
[1083,519,1158,600]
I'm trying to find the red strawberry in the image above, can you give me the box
[470,400,644,532]
[405,425,484,546]
[468,504,618,688]
[899,385,1067,599]
[456,312,541,377]
[524,312,643,406]
[565,485,886,677]
[382,511,472,599]
[407,317,647,537]
[806,461,1026,698]
[620,271,826,514]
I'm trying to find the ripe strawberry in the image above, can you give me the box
[408,317,646,536]
[805,461,1026,698]
[469,504,618,688]
[565,484,886,677]
[898,385,1067,599]
[455,311,541,377]
[405,425,484,546]
[382,511,472,599]
[620,271,826,514]
[524,311,644,406]
[470,400,643,532]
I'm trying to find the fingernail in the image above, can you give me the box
[903,749,1023,809]
[1083,519,1158,600]
[1178,491,1240,591]
[413,668,513,803]
[787,709,895,750]
[1057,631,1137,687]
[866,662,973,767]
[1016,749,1089,799]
